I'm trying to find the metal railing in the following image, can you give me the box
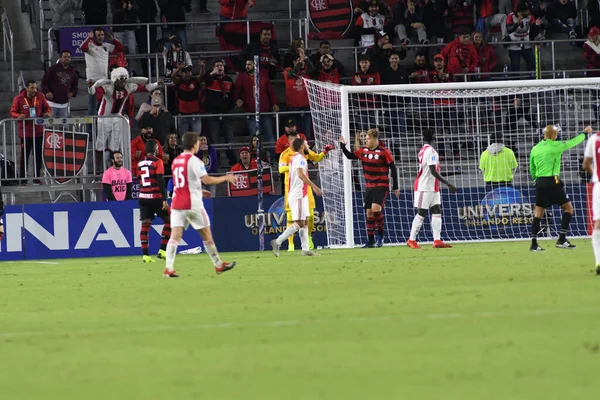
[1,10,15,91]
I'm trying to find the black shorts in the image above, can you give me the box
[139,199,169,221]
[535,178,570,208]
[364,187,389,210]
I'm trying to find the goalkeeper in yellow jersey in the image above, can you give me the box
[279,129,334,251]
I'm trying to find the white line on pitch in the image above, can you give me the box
[1,306,599,339]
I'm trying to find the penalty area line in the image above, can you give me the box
[1,306,600,339]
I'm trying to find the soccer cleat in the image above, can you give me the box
[308,237,315,250]
[530,244,545,252]
[301,250,320,256]
[143,255,155,263]
[157,249,167,260]
[270,239,280,257]
[433,240,452,248]
[555,240,576,249]
[287,242,295,252]
[163,268,179,278]
[362,242,375,248]
[375,236,384,248]
[215,261,236,274]
[407,240,421,249]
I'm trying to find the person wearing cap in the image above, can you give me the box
[479,132,518,191]
[172,60,206,135]
[312,53,343,84]
[205,59,236,166]
[366,31,404,73]
[279,130,334,251]
[354,0,388,49]
[230,146,258,172]
[583,27,600,77]
[440,30,479,75]
[309,41,346,76]
[393,0,428,46]
[429,53,454,83]
[131,123,166,176]
[284,47,314,142]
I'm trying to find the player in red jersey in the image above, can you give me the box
[165,132,237,278]
[137,140,171,263]
[340,129,399,248]
[408,129,457,249]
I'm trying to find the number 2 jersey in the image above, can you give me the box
[171,153,208,210]
[137,155,167,200]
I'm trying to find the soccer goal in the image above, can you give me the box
[305,77,600,248]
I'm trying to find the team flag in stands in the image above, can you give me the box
[217,21,277,71]
[43,130,89,184]
[309,0,354,38]
[227,167,273,197]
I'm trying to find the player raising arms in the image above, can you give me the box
[583,128,600,274]
[530,125,590,251]
[137,140,171,263]
[165,132,237,278]
[279,128,334,251]
[271,138,323,257]
[407,129,457,249]
[339,129,399,248]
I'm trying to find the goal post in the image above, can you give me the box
[306,77,600,248]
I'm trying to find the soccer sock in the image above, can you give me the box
[592,230,600,265]
[203,240,223,268]
[409,215,424,241]
[558,212,573,242]
[373,211,384,236]
[160,223,171,251]
[531,217,541,246]
[299,226,309,252]
[140,222,150,256]
[366,217,375,243]
[276,223,300,245]
[165,238,179,272]
[307,214,315,238]
[432,214,442,241]
[286,220,295,248]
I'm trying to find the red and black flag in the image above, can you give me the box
[309,0,354,38]
[217,21,277,71]
[43,130,89,184]
[227,167,273,197]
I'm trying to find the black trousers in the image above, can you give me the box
[485,182,513,191]
[20,136,43,179]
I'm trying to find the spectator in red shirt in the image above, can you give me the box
[233,58,279,143]
[131,124,166,176]
[275,119,308,156]
[230,146,258,171]
[219,0,254,20]
[284,48,314,141]
[472,31,497,78]
[584,27,600,77]
[9,80,51,184]
[440,30,479,75]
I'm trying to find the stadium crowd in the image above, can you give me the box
[5,0,599,196]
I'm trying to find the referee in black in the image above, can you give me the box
[529,124,591,251]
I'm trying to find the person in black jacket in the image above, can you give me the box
[239,26,281,79]
[82,0,107,25]
[135,0,159,77]
[366,31,405,72]
[158,0,190,48]
[589,0,600,30]
[112,0,139,73]
[205,59,237,165]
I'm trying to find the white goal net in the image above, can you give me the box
[305,78,600,248]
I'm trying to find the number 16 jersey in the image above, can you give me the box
[171,153,208,210]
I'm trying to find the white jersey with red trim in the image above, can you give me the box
[90,78,153,116]
[171,153,208,210]
[287,152,308,200]
[414,144,440,192]
[585,134,600,183]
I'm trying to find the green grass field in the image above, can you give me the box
[1,239,599,399]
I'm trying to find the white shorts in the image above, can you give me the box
[593,183,600,221]
[171,207,211,230]
[96,117,127,152]
[414,191,441,209]
[289,196,310,221]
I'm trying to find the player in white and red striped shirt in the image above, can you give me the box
[408,129,457,249]
[583,130,600,274]
[164,132,237,278]
[270,138,323,257]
